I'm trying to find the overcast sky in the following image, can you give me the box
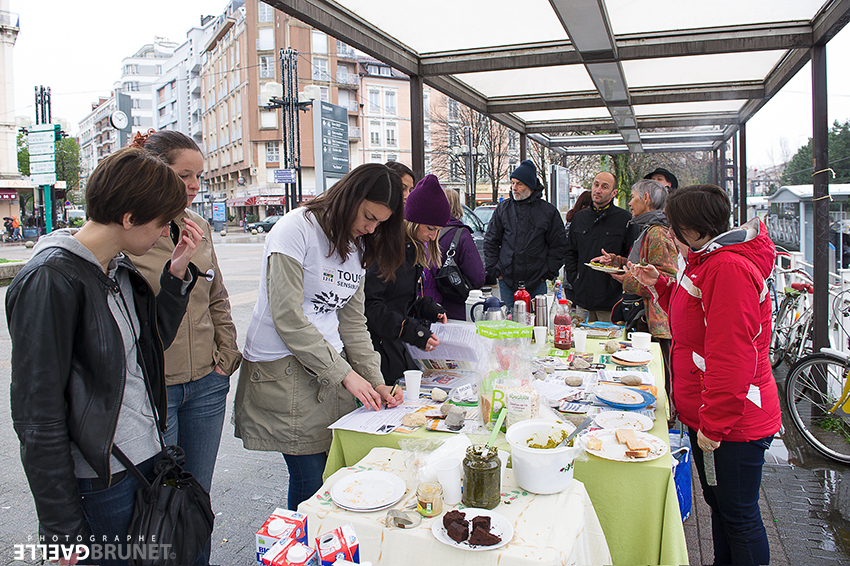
[9,0,850,171]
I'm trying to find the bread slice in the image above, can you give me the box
[625,438,649,451]
[625,447,651,458]
[615,429,637,445]
[586,436,603,451]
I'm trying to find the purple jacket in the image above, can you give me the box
[423,217,486,320]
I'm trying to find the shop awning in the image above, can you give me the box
[0,189,19,200]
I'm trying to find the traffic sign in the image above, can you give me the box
[274,169,296,183]
[31,173,56,185]
[30,152,55,163]
[28,131,54,145]
[30,141,55,155]
[29,123,56,132]
[31,160,56,174]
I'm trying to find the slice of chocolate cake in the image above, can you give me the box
[446,520,469,543]
[471,515,491,533]
[442,510,467,531]
[468,524,502,546]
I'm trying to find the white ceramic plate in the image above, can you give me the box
[594,410,654,431]
[583,430,669,462]
[585,262,625,274]
[594,385,646,406]
[432,508,513,551]
[612,349,654,365]
[330,471,406,511]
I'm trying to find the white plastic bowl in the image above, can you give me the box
[505,419,579,494]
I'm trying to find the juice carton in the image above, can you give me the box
[316,524,360,566]
[261,538,318,566]
[255,508,309,566]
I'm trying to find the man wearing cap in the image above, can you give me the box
[564,171,637,322]
[644,167,678,191]
[484,160,567,310]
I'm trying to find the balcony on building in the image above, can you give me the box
[337,73,359,89]
[347,100,360,114]
[349,126,361,141]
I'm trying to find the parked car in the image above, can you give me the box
[460,203,486,265]
[473,204,498,232]
[246,215,282,233]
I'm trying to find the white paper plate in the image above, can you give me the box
[432,508,513,551]
[594,385,646,406]
[612,349,654,365]
[583,430,669,462]
[585,262,625,274]
[330,471,406,511]
[594,410,654,431]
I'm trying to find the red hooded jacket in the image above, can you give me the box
[650,218,781,442]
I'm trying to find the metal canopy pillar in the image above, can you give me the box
[812,43,830,352]
[710,150,718,185]
[519,133,527,162]
[739,123,747,226]
[731,134,739,221]
[410,75,425,180]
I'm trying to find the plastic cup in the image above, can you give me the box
[433,457,462,506]
[573,329,588,352]
[533,326,547,346]
[403,370,422,402]
[498,449,509,486]
[628,331,652,350]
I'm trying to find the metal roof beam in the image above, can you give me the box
[548,130,726,147]
[525,112,741,134]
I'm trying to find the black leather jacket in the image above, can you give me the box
[7,246,197,541]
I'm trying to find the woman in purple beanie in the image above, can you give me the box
[365,174,450,385]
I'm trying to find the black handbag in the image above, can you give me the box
[434,227,472,301]
[611,293,647,333]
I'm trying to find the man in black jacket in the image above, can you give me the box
[564,171,636,322]
[484,160,567,310]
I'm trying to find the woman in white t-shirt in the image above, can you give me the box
[234,163,406,510]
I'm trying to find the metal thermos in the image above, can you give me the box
[513,300,527,321]
[534,295,548,327]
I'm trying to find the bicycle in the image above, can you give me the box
[769,270,814,368]
[784,290,850,463]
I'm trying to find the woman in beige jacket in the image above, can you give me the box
[129,130,241,502]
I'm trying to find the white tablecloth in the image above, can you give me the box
[298,447,611,566]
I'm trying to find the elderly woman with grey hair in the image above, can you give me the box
[593,179,678,400]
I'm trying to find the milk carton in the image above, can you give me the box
[261,538,318,566]
[255,508,309,566]
[316,524,360,566]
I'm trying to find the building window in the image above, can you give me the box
[159,107,166,118]
[132,116,141,126]
[423,91,430,120]
[368,90,380,114]
[370,152,383,163]
[337,40,354,57]
[386,122,397,147]
[132,99,141,109]
[312,31,328,55]
[260,55,275,79]
[265,141,280,162]
[387,153,397,162]
[157,86,167,102]
[156,65,162,74]
[257,28,274,51]
[508,131,518,150]
[320,87,330,102]
[370,121,381,146]
[258,1,274,22]
[312,58,329,82]
[367,65,379,75]
[384,90,396,115]
[380,66,391,76]
[124,64,138,75]
[260,110,277,128]
[123,81,140,92]
[448,98,459,121]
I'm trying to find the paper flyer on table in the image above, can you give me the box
[406,321,484,372]
[328,403,436,435]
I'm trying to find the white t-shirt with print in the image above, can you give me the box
[243,207,364,362]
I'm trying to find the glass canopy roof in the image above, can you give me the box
[266,0,849,154]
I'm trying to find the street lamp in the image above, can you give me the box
[451,126,485,208]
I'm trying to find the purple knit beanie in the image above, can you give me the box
[404,174,451,227]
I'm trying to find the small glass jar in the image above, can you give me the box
[462,445,501,509]
[416,481,443,517]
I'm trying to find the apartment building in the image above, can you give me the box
[358,58,410,168]
[77,91,132,187]
[115,38,177,131]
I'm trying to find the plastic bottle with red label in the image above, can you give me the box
[553,299,573,350]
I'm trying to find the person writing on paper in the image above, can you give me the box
[365,174,450,386]
[234,164,405,511]
[8,148,202,564]
[630,185,781,565]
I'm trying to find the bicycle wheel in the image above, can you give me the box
[785,353,850,463]
[770,296,795,368]
[784,311,813,367]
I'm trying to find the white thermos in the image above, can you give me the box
[465,289,483,321]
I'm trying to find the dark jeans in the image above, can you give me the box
[689,427,772,565]
[77,456,156,566]
[282,452,328,511]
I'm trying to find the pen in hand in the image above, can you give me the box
[385,383,399,407]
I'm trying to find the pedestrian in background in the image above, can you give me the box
[632,185,780,565]
[422,187,486,320]
[234,163,405,511]
[385,160,415,206]
[484,160,567,310]
[365,174,450,384]
[562,190,592,303]
[129,130,241,563]
[8,147,202,565]
[564,171,636,322]
[644,166,679,192]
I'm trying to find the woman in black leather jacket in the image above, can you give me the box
[7,148,201,565]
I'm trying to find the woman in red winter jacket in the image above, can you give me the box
[631,185,781,566]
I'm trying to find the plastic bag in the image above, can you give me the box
[398,435,471,485]
[474,320,534,427]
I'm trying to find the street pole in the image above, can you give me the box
[464,126,473,207]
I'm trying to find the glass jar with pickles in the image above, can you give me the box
[462,445,501,509]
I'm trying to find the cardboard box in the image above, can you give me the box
[316,524,359,566]
[255,508,309,566]
[262,538,318,566]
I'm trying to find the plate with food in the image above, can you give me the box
[593,385,652,409]
[611,349,654,365]
[432,509,513,551]
[594,410,654,431]
[583,429,668,462]
[585,262,625,274]
[330,471,406,512]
